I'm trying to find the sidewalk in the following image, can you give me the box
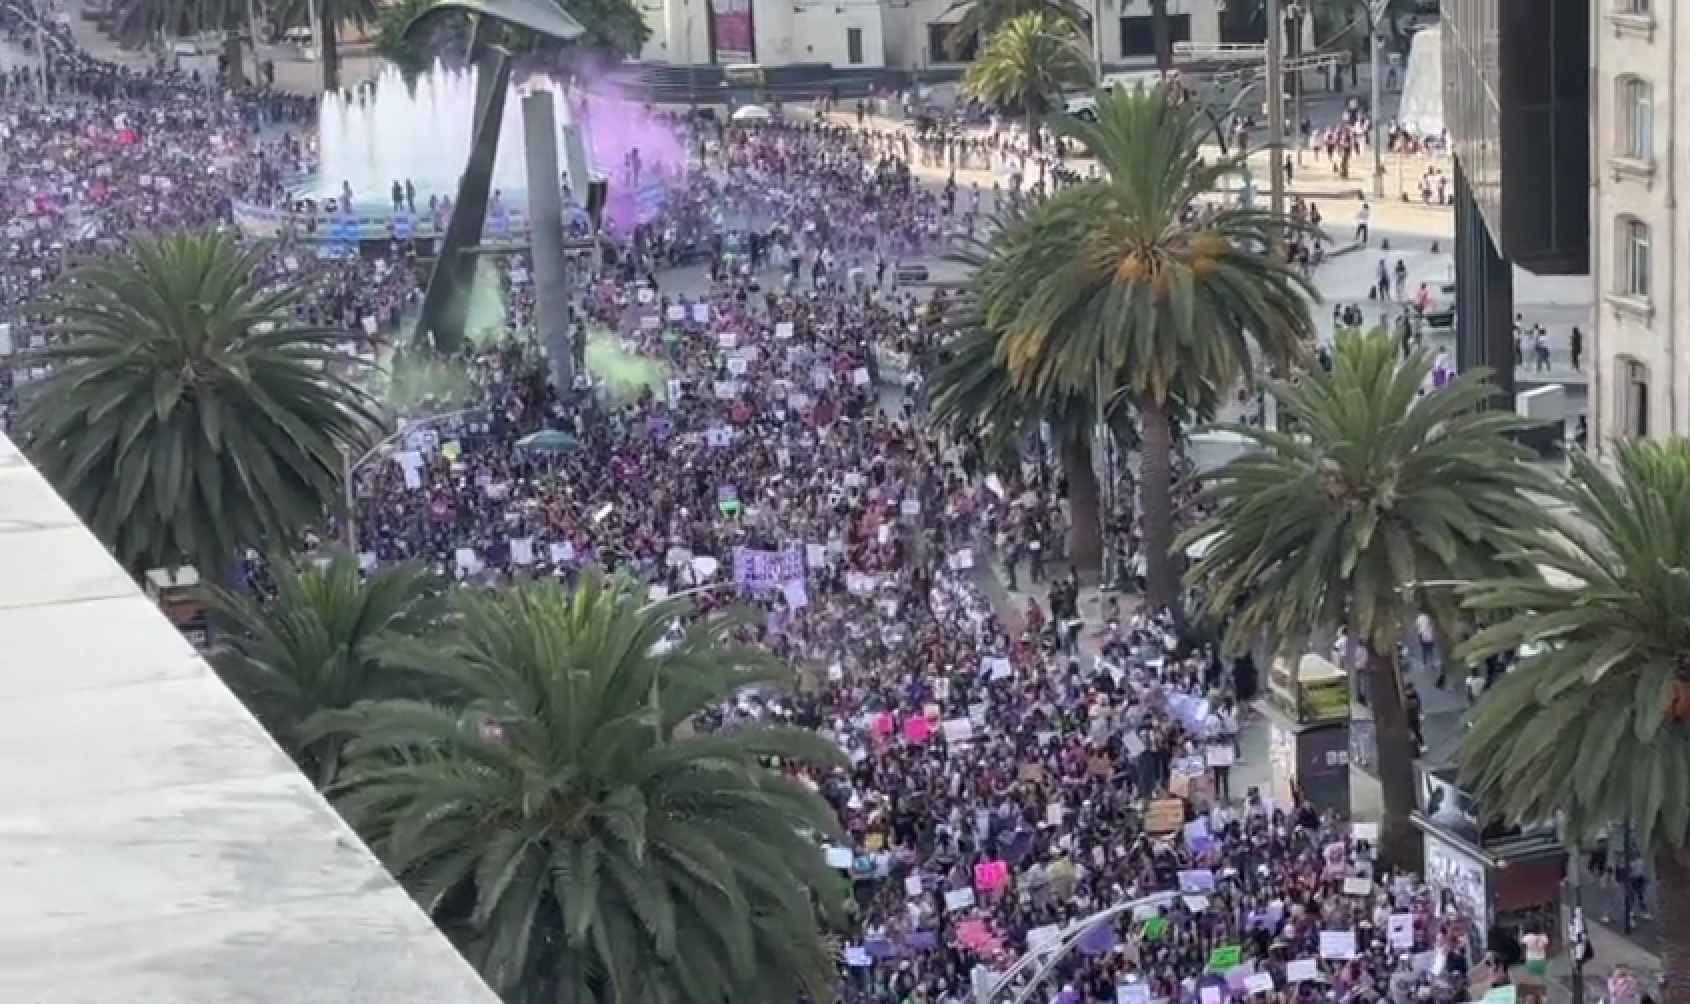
[827,112,1453,238]
[1544,922,1661,1004]
[62,8,379,92]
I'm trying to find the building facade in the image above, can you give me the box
[638,0,1223,70]
[1590,0,1680,447]
[1441,0,1589,408]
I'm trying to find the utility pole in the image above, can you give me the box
[1090,0,1105,78]
[1288,3,1303,166]
[1369,0,1386,198]
[1262,0,1287,432]
[1265,0,1287,235]
[1566,832,1588,1004]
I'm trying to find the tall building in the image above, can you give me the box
[1441,0,1589,408]
[1590,0,1675,446]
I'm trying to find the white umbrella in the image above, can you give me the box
[731,104,772,122]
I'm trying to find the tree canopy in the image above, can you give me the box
[20,230,380,579]
[980,85,1317,607]
[317,571,849,1004]
[1182,330,1547,864]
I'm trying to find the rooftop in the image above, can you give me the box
[0,433,500,1004]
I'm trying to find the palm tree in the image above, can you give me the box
[19,230,382,581]
[1458,439,1690,998]
[939,0,1089,63]
[268,0,383,92]
[964,11,1093,150]
[111,0,250,81]
[1181,330,1547,867]
[203,552,445,786]
[927,210,1141,572]
[981,85,1318,610]
[374,0,442,78]
[318,570,848,1004]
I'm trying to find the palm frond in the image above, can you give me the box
[325,568,845,1004]
[1183,329,1548,656]
[1458,439,1690,857]
[20,229,382,578]
[204,550,444,785]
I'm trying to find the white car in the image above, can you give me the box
[1063,94,1098,121]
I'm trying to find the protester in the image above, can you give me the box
[0,11,1491,1004]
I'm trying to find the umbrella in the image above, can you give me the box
[731,104,772,122]
[516,429,580,454]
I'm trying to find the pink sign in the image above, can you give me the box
[957,918,993,950]
[902,716,931,743]
[973,859,1008,891]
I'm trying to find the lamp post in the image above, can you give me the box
[1265,0,1286,238]
[341,407,482,552]
[1367,0,1387,198]
[1285,1,1304,166]
[980,891,1177,1004]
[1090,0,1106,78]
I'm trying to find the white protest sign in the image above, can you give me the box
[1318,930,1357,959]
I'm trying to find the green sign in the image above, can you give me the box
[1207,944,1242,970]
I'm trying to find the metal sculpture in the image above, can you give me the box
[405,0,585,356]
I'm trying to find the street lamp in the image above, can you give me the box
[1366,0,1388,199]
[1265,0,1287,238]
[341,407,482,552]
[982,891,1177,1004]
[1284,1,1304,167]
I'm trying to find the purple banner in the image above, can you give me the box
[732,544,805,591]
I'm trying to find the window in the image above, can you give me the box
[1618,0,1651,14]
[1119,14,1191,59]
[847,27,863,65]
[1615,357,1650,438]
[927,23,977,62]
[1617,75,1653,159]
[1618,216,1651,298]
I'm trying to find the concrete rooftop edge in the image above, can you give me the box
[0,433,501,1004]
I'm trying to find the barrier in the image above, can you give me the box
[234,180,671,243]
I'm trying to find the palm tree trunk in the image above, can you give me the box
[1024,99,1044,152]
[1060,429,1102,574]
[1654,849,1690,1004]
[320,8,342,93]
[1138,400,1177,612]
[1365,641,1421,869]
[1147,0,1174,74]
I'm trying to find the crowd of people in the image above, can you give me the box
[0,8,1569,1004]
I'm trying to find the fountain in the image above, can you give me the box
[314,66,575,208]
[305,64,686,231]
[1397,26,1444,140]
